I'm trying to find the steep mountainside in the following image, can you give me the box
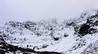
[0,9,98,54]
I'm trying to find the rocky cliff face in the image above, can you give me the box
[0,9,98,54]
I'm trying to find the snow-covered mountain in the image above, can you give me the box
[0,9,98,54]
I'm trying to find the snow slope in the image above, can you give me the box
[0,9,98,54]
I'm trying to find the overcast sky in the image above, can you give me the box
[0,0,98,23]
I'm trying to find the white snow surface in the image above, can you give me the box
[0,9,98,54]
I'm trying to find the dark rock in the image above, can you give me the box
[0,50,5,54]
[42,45,48,48]
[88,28,97,34]
[78,24,90,36]
[53,37,60,41]
[64,34,68,37]
[36,51,62,54]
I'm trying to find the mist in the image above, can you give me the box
[0,0,98,23]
